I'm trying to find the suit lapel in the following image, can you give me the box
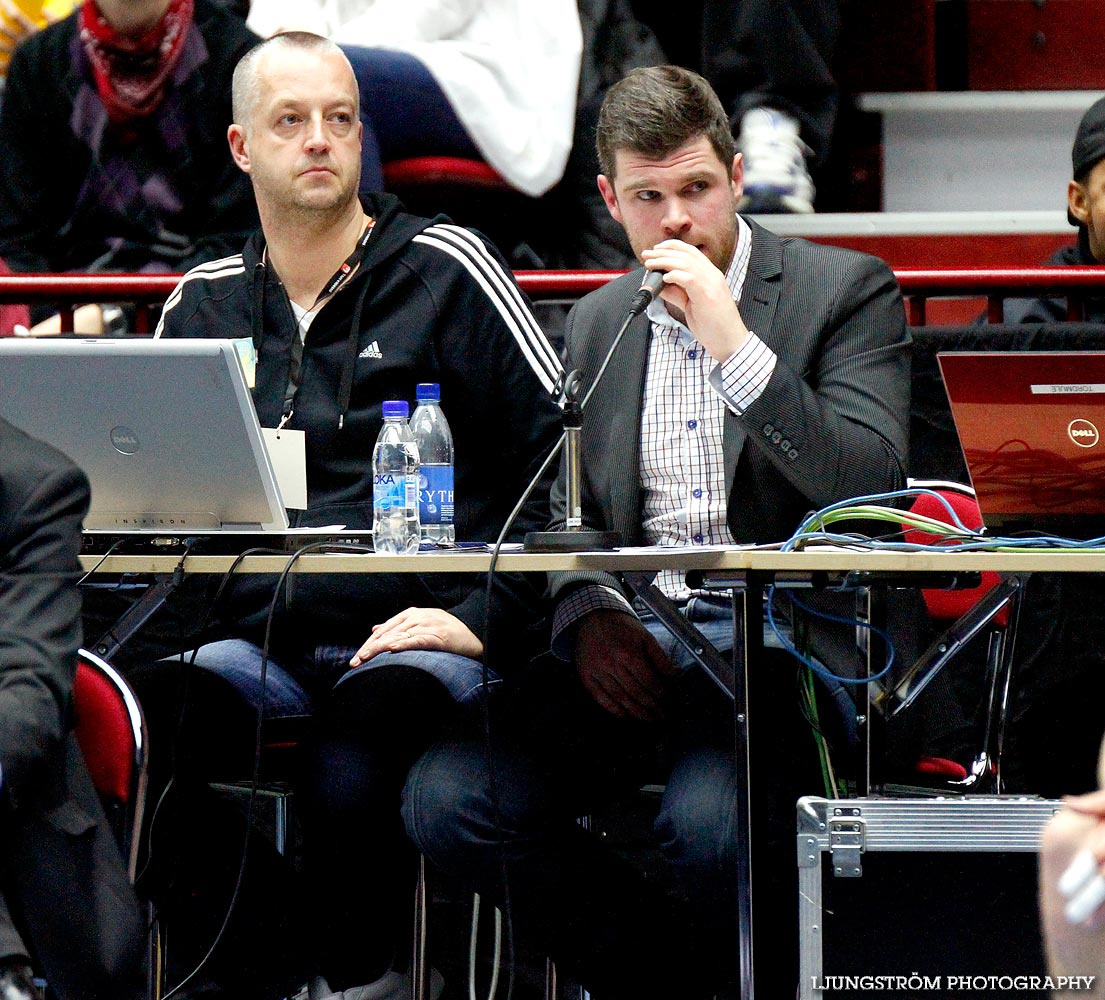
[602,311,649,539]
[724,220,783,494]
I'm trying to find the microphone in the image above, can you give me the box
[627,268,666,317]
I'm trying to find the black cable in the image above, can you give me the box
[76,537,126,586]
[479,432,565,1000]
[471,300,641,998]
[160,541,369,1000]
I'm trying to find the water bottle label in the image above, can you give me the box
[373,472,409,512]
[418,466,454,526]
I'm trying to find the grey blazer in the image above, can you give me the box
[550,219,910,602]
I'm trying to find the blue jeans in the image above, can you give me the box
[185,637,497,715]
[402,598,795,998]
[171,637,497,989]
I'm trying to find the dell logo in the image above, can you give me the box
[1068,419,1100,448]
[109,425,140,455]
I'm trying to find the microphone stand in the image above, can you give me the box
[524,287,653,552]
[524,369,620,551]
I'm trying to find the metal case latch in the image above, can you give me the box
[829,808,866,877]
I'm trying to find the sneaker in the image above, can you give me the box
[737,108,815,214]
[309,968,444,1000]
[0,962,43,1000]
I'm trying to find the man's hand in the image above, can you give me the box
[574,610,675,721]
[350,607,483,666]
[641,240,751,363]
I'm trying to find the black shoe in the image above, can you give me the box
[0,961,43,1000]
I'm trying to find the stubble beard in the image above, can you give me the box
[258,174,360,231]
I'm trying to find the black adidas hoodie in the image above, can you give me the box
[157,193,563,663]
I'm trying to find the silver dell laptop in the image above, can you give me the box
[0,338,289,536]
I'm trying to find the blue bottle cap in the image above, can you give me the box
[416,383,441,402]
[382,400,409,418]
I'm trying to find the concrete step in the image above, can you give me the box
[747,210,1079,324]
[748,210,1073,269]
[856,91,1104,212]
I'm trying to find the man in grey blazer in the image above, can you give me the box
[0,417,146,1000]
[404,66,909,998]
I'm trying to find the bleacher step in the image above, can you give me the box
[857,91,1104,213]
[748,210,1073,269]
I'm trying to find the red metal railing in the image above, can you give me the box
[3,267,1105,331]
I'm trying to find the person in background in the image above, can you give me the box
[244,0,582,200]
[0,416,145,1000]
[0,0,259,334]
[631,0,839,214]
[555,0,836,272]
[1004,95,1105,324]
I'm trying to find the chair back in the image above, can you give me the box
[903,486,1008,626]
[72,649,148,879]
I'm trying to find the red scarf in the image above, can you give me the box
[80,0,194,125]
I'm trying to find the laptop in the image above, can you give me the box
[0,338,293,547]
[938,350,1105,538]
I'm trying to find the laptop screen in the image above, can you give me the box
[0,338,288,531]
[938,350,1105,538]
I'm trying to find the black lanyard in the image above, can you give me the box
[271,216,377,426]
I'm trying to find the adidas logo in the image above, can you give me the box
[358,340,383,359]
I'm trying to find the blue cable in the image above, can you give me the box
[765,585,896,686]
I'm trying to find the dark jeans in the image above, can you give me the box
[132,641,495,994]
[632,0,841,160]
[403,600,827,999]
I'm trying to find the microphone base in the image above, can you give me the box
[523,530,622,552]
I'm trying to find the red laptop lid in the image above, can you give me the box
[938,351,1105,538]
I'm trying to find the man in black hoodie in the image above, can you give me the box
[151,31,563,1000]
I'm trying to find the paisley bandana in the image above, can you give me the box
[80,0,194,125]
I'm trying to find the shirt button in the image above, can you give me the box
[692,488,702,498]
[693,533,703,543]
[687,349,697,360]
[687,419,698,430]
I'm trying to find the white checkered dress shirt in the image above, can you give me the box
[552,216,778,656]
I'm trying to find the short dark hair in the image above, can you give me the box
[596,65,736,181]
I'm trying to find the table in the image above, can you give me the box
[81,542,1105,998]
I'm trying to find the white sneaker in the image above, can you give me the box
[737,107,815,214]
[312,967,444,1000]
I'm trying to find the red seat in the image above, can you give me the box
[902,487,1008,627]
[899,485,1021,790]
[72,649,159,998]
[73,649,147,876]
[382,156,513,192]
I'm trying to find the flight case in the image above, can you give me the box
[797,795,1062,999]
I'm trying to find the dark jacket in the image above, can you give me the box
[0,0,259,276]
[1002,232,1105,324]
[158,194,563,660]
[0,418,145,999]
[549,219,910,602]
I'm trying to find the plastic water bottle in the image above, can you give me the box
[372,400,420,554]
[409,383,455,545]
